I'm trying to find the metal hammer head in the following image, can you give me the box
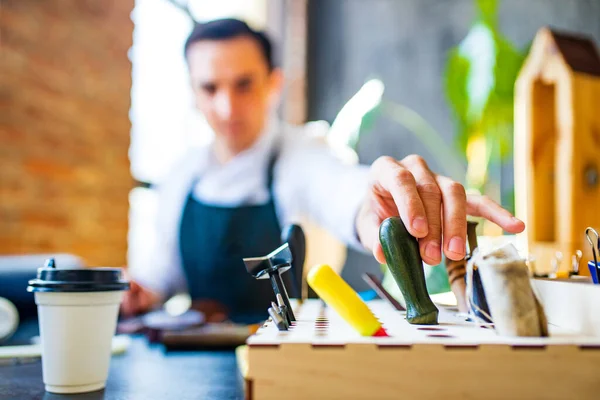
[243,243,292,279]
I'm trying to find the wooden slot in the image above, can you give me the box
[531,80,557,243]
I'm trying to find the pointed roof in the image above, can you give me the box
[548,28,600,77]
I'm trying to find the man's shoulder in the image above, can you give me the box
[278,120,359,166]
[155,146,208,190]
[279,120,331,147]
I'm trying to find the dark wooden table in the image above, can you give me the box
[0,321,245,400]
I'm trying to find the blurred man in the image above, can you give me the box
[123,19,524,323]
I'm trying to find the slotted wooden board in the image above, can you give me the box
[246,298,600,400]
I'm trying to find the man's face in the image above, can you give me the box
[187,36,281,153]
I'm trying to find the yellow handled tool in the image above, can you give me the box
[307,264,387,337]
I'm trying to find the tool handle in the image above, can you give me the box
[466,221,479,255]
[362,272,405,311]
[281,224,306,299]
[445,260,468,313]
[307,264,385,336]
[379,217,438,325]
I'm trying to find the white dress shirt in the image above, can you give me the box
[129,119,371,298]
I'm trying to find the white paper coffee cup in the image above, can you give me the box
[28,258,129,394]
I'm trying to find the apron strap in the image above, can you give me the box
[265,139,282,233]
[266,140,281,195]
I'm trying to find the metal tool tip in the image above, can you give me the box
[276,293,285,307]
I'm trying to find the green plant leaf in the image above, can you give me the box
[478,32,525,160]
[445,2,526,164]
[444,48,471,158]
[476,0,498,26]
[494,36,525,97]
[502,186,516,215]
[460,22,497,124]
[357,103,382,143]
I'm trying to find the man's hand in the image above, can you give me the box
[356,155,525,265]
[120,273,161,317]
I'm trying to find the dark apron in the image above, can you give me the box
[179,149,291,324]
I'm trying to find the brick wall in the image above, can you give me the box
[0,0,134,266]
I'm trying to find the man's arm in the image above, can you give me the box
[276,130,372,251]
[274,123,374,252]
[277,125,524,266]
[123,161,192,315]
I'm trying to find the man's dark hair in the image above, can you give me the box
[184,18,275,71]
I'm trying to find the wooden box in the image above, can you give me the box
[244,280,600,400]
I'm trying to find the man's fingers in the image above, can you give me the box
[361,155,526,269]
[355,198,388,264]
[139,286,160,311]
[372,156,428,238]
[120,278,141,316]
[120,292,137,316]
[437,175,468,261]
[373,243,386,265]
[467,194,525,233]
[402,155,442,265]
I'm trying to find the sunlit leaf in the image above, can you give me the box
[494,36,525,98]
[476,0,498,26]
[357,103,382,143]
[445,1,526,168]
[444,48,470,157]
[459,22,496,123]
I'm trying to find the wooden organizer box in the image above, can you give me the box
[514,27,600,275]
[245,279,600,400]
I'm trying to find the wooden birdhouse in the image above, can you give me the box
[515,27,600,276]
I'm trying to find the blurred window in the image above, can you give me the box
[128,0,266,268]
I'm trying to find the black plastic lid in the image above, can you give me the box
[27,258,130,293]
